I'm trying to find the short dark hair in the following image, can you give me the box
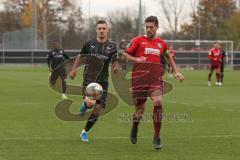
[145,16,159,26]
[96,20,108,26]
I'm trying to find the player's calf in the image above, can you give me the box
[79,97,96,116]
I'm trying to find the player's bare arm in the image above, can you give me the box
[111,60,120,73]
[164,51,184,82]
[123,52,147,63]
[69,54,83,80]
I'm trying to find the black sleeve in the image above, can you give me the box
[221,50,226,57]
[62,49,70,60]
[111,51,119,63]
[105,41,118,63]
[47,52,52,67]
[80,41,89,57]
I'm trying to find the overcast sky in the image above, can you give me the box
[80,0,193,17]
[79,0,194,33]
[0,0,195,33]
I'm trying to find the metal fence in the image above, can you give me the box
[0,50,240,70]
[0,50,78,64]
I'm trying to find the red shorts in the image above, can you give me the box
[210,61,221,71]
[131,63,163,106]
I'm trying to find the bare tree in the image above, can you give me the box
[189,0,199,17]
[0,0,24,31]
[107,8,138,42]
[156,0,186,39]
[0,0,84,49]
[179,0,236,40]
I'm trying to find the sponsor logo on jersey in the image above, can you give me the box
[55,55,64,58]
[157,43,162,49]
[141,41,149,45]
[90,54,109,60]
[144,48,160,56]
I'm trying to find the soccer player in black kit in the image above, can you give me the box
[220,46,229,83]
[47,40,70,99]
[69,20,119,142]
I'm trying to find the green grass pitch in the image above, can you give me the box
[0,66,240,160]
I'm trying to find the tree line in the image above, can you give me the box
[0,0,240,50]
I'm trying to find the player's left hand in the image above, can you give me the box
[112,62,121,74]
[69,70,76,80]
[174,72,184,82]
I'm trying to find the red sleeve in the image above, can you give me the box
[217,53,222,62]
[170,50,176,58]
[173,51,176,58]
[208,49,214,61]
[163,40,168,52]
[125,38,139,56]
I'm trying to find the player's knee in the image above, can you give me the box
[136,105,145,115]
[92,104,102,116]
[92,109,100,117]
[153,99,162,106]
[151,92,162,106]
[138,109,145,115]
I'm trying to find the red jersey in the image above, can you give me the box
[125,36,167,103]
[125,35,168,64]
[169,50,176,59]
[208,48,222,62]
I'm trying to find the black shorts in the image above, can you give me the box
[82,80,108,108]
[50,65,67,85]
[81,56,109,108]
[221,63,224,73]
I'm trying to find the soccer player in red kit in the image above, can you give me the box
[208,43,222,86]
[168,45,176,79]
[123,16,184,150]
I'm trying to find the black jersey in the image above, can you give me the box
[80,39,117,83]
[47,48,70,70]
[221,50,228,64]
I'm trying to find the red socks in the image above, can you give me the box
[132,113,142,128]
[153,105,163,138]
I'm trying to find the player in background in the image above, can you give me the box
[69,20,119,142]
[47,40,70,99]
[220,45,229,83]
[208,43,222,86]
[167,45,176,79]
[123,16,184,150]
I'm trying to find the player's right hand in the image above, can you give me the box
[69,70,76,80]
[136,56,147,63]
[174,72,184,82]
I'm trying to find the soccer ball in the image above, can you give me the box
[85,83,103,100]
